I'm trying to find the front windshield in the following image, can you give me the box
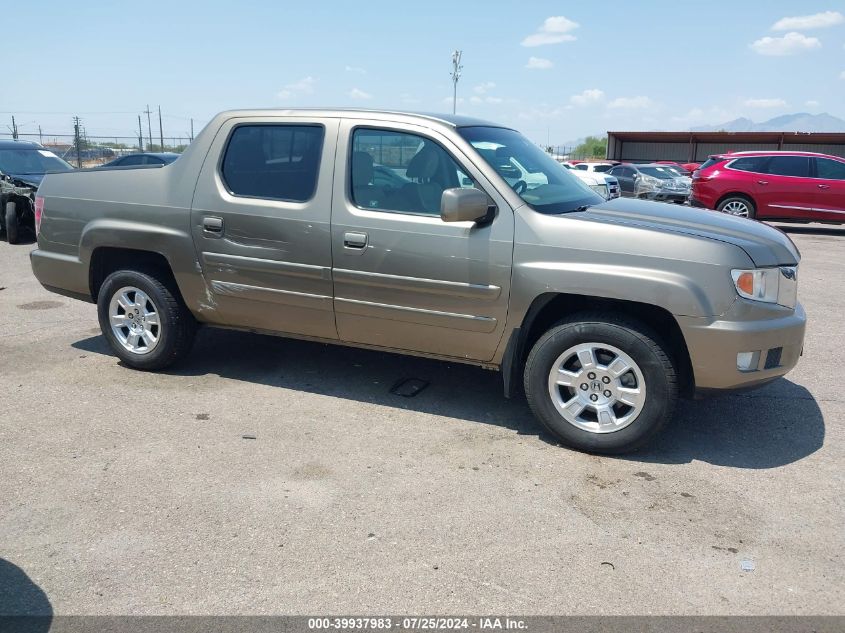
[638,166,677,180]
[0,148,74,175]
[458,126,604,214]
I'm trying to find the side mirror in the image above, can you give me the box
[441,187,489,223]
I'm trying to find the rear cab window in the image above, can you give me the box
[221,124,325,201]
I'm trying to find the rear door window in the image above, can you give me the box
[764,156,811,178]
[816,158,845,180]
[221,124,324,202]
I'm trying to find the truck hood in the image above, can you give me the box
[580,198,799,267]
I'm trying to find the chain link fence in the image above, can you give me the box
[0,132,193,168]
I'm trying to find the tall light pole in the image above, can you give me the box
[450,50,463,115]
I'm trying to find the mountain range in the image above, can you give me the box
[690,112,845,133]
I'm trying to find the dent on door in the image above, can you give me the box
[190,118,339,339]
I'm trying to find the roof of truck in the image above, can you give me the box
[0,139,43,149]
[215,108,506,129]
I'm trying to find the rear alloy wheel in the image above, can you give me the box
[5,201,19,244]
[97,269,196,370]
[718,196,755,219]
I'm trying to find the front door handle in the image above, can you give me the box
[818,184,830,189]
[343,232,368,249]
[202,216,224,236]
[757,180,769,186]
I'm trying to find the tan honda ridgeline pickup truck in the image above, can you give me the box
[30,109,806,453]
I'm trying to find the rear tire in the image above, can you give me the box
[5,201,19,244]
[717,195,756,219]
[97,269,196,370]
[523,312,678,454]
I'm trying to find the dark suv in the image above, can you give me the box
[0,140,73,243]
[690,151,845,223]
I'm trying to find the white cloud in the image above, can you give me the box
[473,81,496,94]
[525,56,553,69]
[750,32,821,56]
[805,100,820,107]
[345,65,366,74]
[470,95,502,104]
[570,88,604,106]
[277,76,316,100]
[348,88,372,100]
[607,96,653,109]
[521,16,579,47]
[772,11,843,31]
[744,98,787,108]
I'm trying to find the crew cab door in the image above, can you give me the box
[755,155,816,220]
[812,156,845,222]
[329,119,513,362]
[190,116,339,339]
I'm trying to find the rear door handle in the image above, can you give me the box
[818,184,830,189]
[757,180,769,185]
[343,231,368,249]
[202,216,224,236]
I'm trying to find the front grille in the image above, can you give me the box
[764,347,783,370]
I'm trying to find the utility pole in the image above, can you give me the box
[190,118,194,142]
[73,116,83,168]
[158,105,164,151]
[38,125,43,145]
[450,50,463,115]
[137,115,144,151]
[144,105,153,149]
[11,116,18,140]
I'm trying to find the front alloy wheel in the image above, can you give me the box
[548,343,646,433]
[523,313,678,454]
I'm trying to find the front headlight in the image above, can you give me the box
[589,184,609,199]
[638,176,662,191]
[731,267,798,307]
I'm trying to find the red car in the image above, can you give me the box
[691,151,845,223]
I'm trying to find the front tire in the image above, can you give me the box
[97,269,196,370]
[5,201,19,244]
[717,195,756,219]
[524,313,678,454]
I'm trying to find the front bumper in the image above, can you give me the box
[678,300,806,390]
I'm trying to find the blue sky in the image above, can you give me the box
[3,1,844,145]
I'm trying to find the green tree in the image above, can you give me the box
[572,135,607,159]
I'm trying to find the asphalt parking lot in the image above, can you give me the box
[0,223,843,616]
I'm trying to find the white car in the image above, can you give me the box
[563,163,620,199]
[570,162,615,174]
